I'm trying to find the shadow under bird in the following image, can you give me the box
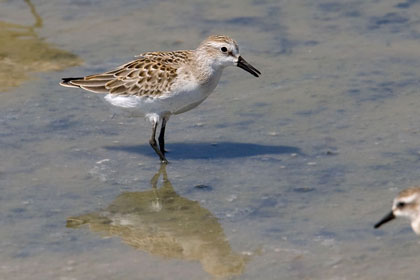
[60,35,260,163]
[374,186,420,235]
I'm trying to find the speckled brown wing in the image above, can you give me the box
[62,51,192,96]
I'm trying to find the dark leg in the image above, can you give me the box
[158,117,167,155]
[149,121,168,164]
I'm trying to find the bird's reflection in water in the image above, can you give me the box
[0,0,82,92]
[67,164,248,278]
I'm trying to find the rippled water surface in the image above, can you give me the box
[2,0,420,279]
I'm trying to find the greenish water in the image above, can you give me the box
[1,0,420,279]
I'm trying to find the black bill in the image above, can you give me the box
[374,211,396,229]
[237,56,261,77]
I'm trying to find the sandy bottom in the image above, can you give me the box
[1,0,420,279]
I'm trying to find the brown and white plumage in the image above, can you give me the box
[60,51,188,96]
[60,35,261,163]
[375,186,420,235]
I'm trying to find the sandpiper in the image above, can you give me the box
[374,186,420,235]
[60,35,260,163]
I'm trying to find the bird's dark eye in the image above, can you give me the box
[397,202,406,208]
[221,47,228,53]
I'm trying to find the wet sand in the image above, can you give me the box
[1,0,420,279]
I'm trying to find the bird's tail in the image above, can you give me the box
[59,75,111,93]
[60,77,84,88]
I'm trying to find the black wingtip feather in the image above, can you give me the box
[61,77,84,84]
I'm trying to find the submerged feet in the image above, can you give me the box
[149,138,168,164]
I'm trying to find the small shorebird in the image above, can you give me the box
[60,35,260,163]
[374,186,420,235]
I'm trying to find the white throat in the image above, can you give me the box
[411,219,420,234]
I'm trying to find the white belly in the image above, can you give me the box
[103,72,222,118]
[103,88,210,117]
[103,68,223,121]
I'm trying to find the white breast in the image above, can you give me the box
[170,68,223,114]
[102,68,223,118]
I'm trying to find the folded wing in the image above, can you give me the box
[59,51,192,96]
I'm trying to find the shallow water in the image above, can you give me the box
[2,0,420,279]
